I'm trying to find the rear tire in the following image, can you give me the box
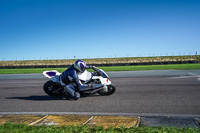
[43,80,62,97]
[97,84,116,96]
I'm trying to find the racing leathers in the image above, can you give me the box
[60,64,93,99]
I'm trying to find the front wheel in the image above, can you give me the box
[97,84,116,96]
[43,80,62,97]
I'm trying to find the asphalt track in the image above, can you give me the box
[0,70,200,117]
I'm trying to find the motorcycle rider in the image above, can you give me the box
[60,60,95,100]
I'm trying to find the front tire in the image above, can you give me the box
[97,84,116,96]
[43,80,62,97]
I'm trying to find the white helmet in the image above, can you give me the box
[74,60,86,73]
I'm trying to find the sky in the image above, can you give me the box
[0,0,200,61]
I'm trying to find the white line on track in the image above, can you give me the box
[168,73,200,81]
[0,112,200,118]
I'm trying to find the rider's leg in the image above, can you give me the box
[59,76,80,99]
[64,84,80,99]
[64,84,75,96]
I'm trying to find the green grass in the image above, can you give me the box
[0,64,200,74]
[0,123,199,133]
[101,63,200,71]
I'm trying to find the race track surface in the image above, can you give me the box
[0,70,200,116]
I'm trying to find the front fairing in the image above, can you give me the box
[78,70,92,83]
[97,69,109,79]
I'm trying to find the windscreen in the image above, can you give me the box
[98,69,109,78]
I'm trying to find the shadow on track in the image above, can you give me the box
[6,95,61,101]
[6,94,103,101]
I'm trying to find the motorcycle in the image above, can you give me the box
[42,67,116,100]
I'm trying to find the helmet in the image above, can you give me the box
[74,60,86,73]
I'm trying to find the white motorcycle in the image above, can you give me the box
[43,67,116,99]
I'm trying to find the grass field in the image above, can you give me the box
[0,123,199,133]
[0,64,200,74]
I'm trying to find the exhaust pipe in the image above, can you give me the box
[79,84,104,91]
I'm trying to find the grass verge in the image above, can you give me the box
[0,64,200,74]
[0,123,199,133]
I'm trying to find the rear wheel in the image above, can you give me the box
[43,80,62,97]
[97,84,116,96]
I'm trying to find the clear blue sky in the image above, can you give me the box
[0,0,200,61]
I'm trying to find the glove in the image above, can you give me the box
[88,83,95,89]
[86,65,96,69]
[92,66,98,71]
[88,65,95,69]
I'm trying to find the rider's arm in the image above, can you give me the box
[86,65,101,76]
[85,65,92,69]
[86,65,98,71]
